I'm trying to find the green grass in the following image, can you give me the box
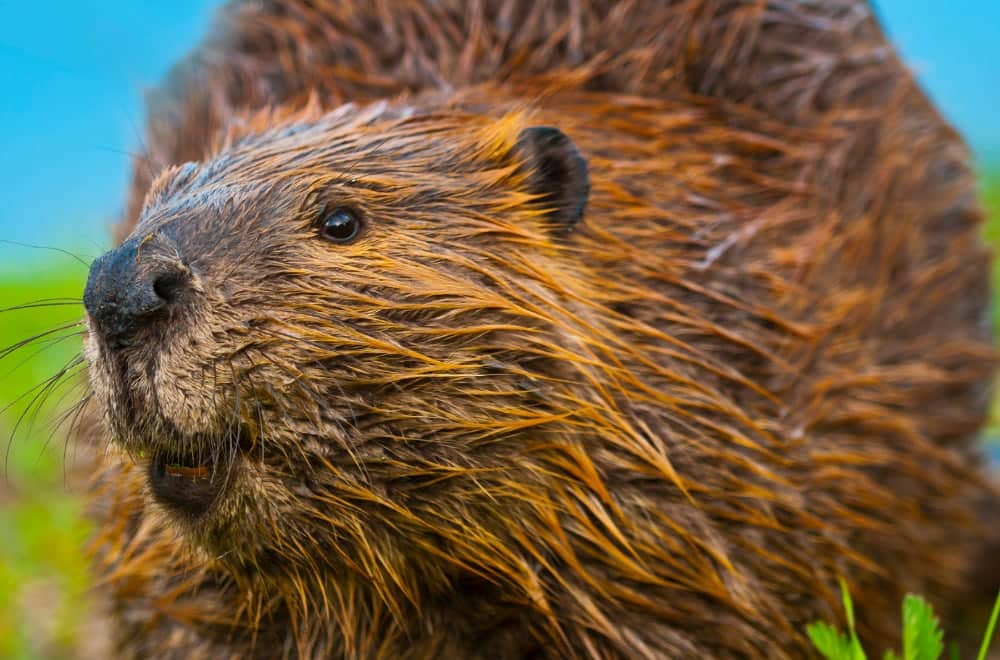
[0,170,997,657]
[0,267,93,660]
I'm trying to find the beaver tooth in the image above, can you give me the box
[164,464,210,478]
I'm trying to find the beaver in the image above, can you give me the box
[77,1,996,658]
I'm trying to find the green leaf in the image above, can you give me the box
[840,580,867,660]
[807,582,867,660]
[841,578,857,632]
[809,622,863,660]
[901,594,943,660]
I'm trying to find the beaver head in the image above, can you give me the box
[82,100,601,574]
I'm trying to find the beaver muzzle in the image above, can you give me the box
[84,231,243,518]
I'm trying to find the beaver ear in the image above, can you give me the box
[514,126,589,231]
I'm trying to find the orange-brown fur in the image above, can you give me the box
[81,1,996,658]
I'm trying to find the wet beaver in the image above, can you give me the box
[79,1,997,658]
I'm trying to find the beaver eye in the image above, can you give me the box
[319,207,362,244]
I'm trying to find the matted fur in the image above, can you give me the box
[80,1,996,658]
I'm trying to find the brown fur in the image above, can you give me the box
[80,1,996,658]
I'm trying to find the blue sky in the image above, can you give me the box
[0,2,997,265]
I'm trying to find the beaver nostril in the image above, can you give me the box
[153,271,186,304]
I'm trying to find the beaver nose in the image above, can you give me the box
[83,233,189,345]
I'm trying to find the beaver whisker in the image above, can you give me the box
[36,366,91,455]
[121,105,162,185]
[0,298,83,314]
[0,352,85,422]
[0,240,93,268]
[4,353,85,479]
[0,321,85,362]
[2,331,87,384]
[56,391,95,484]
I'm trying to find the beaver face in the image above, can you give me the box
[83,104,590,562]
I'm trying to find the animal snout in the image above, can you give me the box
[83,233,190,346]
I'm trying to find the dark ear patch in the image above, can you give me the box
[514,126,589,232]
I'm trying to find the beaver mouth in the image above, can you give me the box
[147,433,248,518]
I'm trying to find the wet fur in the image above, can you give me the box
[81,1,996,658]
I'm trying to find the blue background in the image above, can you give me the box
[0,2,997,266]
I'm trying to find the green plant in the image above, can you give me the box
[807,580,1000,660]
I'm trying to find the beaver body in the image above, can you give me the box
[81,1,996,658]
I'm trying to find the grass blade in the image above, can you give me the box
[977,590,1000,660]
